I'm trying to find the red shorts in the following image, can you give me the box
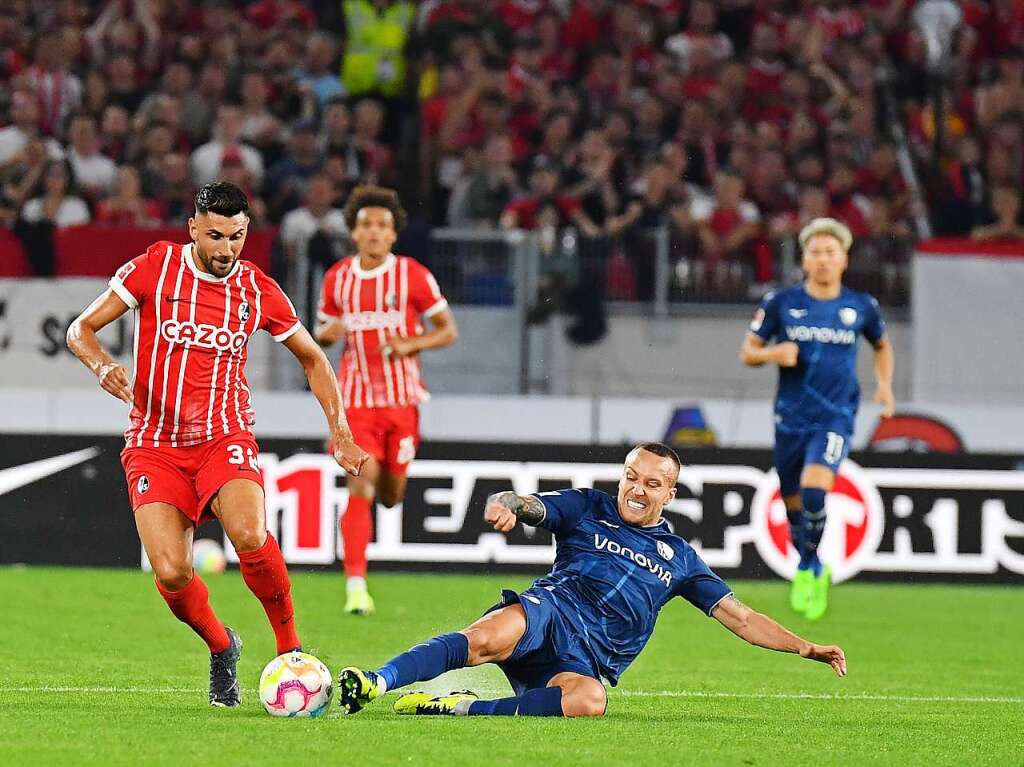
[120,431,264,524]
[342,405,420,476]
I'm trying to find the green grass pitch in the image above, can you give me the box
[1,567,1021,766]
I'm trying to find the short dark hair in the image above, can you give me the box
[631,442,682,478]
[342,185,407,231]
[195,181,250,217]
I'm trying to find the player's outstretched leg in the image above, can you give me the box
[338,604,527,714]
[337,631,469,714]
[394,672,606,717]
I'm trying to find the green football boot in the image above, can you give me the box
[337,667,384,714]
[804,565,833,621]
[344,588,376,616]
[790,568,814,614]
[393,690,478,716]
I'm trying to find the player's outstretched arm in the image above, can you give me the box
[484,491,545,533]
[740,334,798,368]
[282,326,369,476]
[871,337,895,418]
[66,288,133,404]
[711,595,847,677]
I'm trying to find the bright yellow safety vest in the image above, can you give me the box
[341,0,414,97]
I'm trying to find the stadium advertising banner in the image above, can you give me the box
[2,435,1023,583]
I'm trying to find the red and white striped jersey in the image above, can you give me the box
[318,253,448,409]
[109,240,300,448]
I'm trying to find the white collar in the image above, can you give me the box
[184,242,241,283]
[351,252,395,278]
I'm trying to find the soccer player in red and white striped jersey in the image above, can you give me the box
[315,186,458,615]
[67,182,369,707]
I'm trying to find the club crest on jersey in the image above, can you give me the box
[137,475,149,494]
[385,293,396,309]
[839,307,857,326]
[656,540,674,561]
[238,302,250,323]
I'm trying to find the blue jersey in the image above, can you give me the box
[750,285,885,434]
[526,488,732,686]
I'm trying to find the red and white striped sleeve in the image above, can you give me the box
[255,271,302,342]
[318,261,343,321]
[407,260,448,318]
[108,241,167,309]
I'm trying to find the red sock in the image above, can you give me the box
[156,572,230,654]
[237,534,300,654]
[341,496,373,578]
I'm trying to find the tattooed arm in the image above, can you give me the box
[484,491,546,532]
[711,595,848,677]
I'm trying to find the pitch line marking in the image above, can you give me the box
[1,687,1021,705]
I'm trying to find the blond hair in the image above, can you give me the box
[798,217,853,252]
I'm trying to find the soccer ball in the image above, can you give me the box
[192,538,226,575]
[259,652,333,717]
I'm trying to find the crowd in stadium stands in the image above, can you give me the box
[1,0,1023,309]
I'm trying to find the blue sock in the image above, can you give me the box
[800,487,827,576]
[376,632,469,692]
[468,686,564,716]
[786,508,805,564]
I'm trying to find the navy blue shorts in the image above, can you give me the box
[484,588,601,696]
[774,427,851,497]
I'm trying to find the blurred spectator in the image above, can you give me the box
[350,98,395,184]
[20,158,90,227]
[99,104,131,163]
[105,53,145,114]
[94,165,161,226]
[971,185,1024,240]
[191,104,265,189]
[246,0,316,33]
[500,155,584,232]
[182,64,229,146]
[293,31,345,107]
[936,135,987,236]
[85,0,160,75]
[151,153,194,226]
[66,113,116,201]
[266,118,324,218]
[280,174,349,268]
[0,90,64,166]
[136,123,176,198]
[607,159,695,301]
[321,98,353,157]
[239,70,284,162]
[447,133,519,228]
[20,31,81,137]
[690,169,760,290]
[826,159,872,237]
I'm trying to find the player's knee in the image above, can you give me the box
[561,686,607,717]
[152,558,193,591]
[378,488,402,508]
[463,627,509,665]
[227,525,267,553]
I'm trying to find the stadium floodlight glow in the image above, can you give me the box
[912,0,963,73]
